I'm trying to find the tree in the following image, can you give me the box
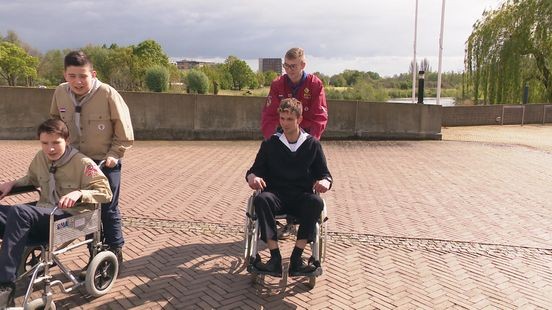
[131,40,170,90]
[313,72,330,86]
[0,42,39,86]
[37,49,65,86]
[420,58,432,73]
[186,69,209,94]
[1,30,40,57]
[145,65,169,92]
[225,56,254,90]
[465,0,552,104]
[255,72,265,88]
[329,74,346,87]
[263,70,278,86]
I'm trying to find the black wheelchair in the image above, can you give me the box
[2,185,119,310]
[243,190,328,288]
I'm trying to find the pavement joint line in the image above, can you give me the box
[123,216,552,258]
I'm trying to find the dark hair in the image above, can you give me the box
[37,119,69,139]
[64,51,93,70]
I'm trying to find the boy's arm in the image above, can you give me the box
[107,89,134,160]
[246,140,269,190]
[300,81,328,140]
[311,140,332,191]
[2,154,40,199]
[49,87,61,119]
[13,153,40,188]
[78,159,112,204]
[261,81,282,140]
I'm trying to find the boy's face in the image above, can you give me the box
[64,65,97,96]
[40,132,67,162]
[283,57,305,83]
[279,110,303,134]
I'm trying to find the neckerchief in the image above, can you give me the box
[48,146,79,207]
[276,129,309,152]
[286,71,307,98]
[66,78,102,136]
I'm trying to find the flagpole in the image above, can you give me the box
[436,0,446,105]
[412,0,419,104]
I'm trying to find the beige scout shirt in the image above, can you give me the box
[50,82,134,161]
[14,151,112,215]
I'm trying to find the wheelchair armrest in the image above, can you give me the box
[5,185,40,196]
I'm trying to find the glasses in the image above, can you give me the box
[283,63,299,70]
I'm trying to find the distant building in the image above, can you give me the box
[175,59,216,71]
[258,58,282,75]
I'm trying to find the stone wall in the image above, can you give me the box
[0,86,442,140]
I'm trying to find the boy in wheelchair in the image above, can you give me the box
[246,98,332,277]
[0,119,112,308]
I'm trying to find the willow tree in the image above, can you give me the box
[465,0,552,104]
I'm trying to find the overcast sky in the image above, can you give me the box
[1,0,503,76]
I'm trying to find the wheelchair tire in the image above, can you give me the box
[85,250,118,297]
[17,246,43,277]
[244,220,254,260]
[319,224,327,263]
[26,297,56,310]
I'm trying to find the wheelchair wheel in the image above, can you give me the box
[26,297,56,310]
[319,222,327,263]
[85,250,118,297]
[17,246,43,276]
[244,219,254,261]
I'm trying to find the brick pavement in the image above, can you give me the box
[1,124,552,309]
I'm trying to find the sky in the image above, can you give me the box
[0,0,503,77]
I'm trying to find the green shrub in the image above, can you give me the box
[145,65,169,92]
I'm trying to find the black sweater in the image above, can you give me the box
[246,134,332,197]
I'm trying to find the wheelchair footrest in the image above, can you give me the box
[289,266,323,278]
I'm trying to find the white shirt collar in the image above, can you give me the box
[276,129,309,152]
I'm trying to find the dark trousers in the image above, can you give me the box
[254,191,323,244]
[94,160,124,248]
[0,204,69,283]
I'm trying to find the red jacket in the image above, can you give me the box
[261,73,328,140]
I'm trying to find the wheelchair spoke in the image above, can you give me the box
[94,260,115,290]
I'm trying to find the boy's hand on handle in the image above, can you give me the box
[58,190,83,208]
[314,179,331,194]
[104,156,118,168]
[247,173,266,191]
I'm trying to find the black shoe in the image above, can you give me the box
[0,282,15,309]
[289,257,322,277]
[249,255,283,277]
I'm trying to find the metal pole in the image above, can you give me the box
[418,71,425,104]
[412,0,419,104]
[436,0,446,105]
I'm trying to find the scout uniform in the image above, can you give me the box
[50,81,133,249]
[0,149,111,284]
[261,72,328,140]
[50,82,134,161]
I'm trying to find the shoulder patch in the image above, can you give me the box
[84,163,99,177]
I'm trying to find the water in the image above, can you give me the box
[388,97,455,106]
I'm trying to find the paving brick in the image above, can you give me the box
[3,125,552,308]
